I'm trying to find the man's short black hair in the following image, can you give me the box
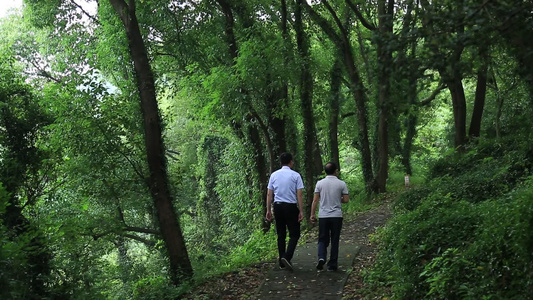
[324,162,337,175]
[280,152,293,165]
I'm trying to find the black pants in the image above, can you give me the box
[318,217,343,268]
[274,202,300,263]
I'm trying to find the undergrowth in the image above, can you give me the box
[366,139,533,299]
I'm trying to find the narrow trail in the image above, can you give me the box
[181,201,392,299]
[256,202,392,299]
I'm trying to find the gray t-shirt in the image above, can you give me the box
[314,175,349,218]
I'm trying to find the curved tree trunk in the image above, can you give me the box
[109,0,193,283]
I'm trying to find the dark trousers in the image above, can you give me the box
[318,217,343,268]
[274,202,300,262]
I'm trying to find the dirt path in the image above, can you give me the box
[256,202,392,299]
[181,201,392,299]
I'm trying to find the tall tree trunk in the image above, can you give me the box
[247,122,270,232]
[268,0,290,157]
[374,0,394,193]
[303,1,375,191]
[446,73,468,149]
[342,43,375,192]
[281,0,299,169]
[295,0,323,220]
[440,36,467,149]
[421,0,467,150]
[329,58,342,170]
[198,136,227,247]
[266,89,287,160]
[398,0,417,176]
[469,48,489,138]
[402,58,418,176]
[109,0,192,283]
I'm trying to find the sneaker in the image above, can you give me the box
[327,266,338,272]
[316,259,326,270]
[280,257,293,271]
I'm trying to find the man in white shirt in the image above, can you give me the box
[310,162,349,271]
[265,153,304,271]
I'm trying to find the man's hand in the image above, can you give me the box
[310,215,317,224]
[298,211,304,223]
[266,210,273,222]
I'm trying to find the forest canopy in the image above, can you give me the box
[1,0,532,298]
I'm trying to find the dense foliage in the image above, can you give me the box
[368,139,533,299]
[1,0,532,298]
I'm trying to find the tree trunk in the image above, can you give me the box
[109,0,193,283]
[420,0,467,150]
[303,0,375,193]
[266,89,287,160]
[402,64,418,176]
[440,38,467,150]
[374,0,394,193]
[329,58,342,170]
[469,49,489,138]
[247,122,270,233]
[295,0,323,220]
[447,74,468,149]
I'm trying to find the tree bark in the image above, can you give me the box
[295,0,323,220]
[374,0,394,193]
[469,49,489,138]
[303,0,375,192]
[446,72,468,149]
[329,58,342,170]
[247,122,270,232]
[109,0,193,283]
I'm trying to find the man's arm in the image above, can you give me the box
[265,189,274,222]
[310,192,320,224]
[341,194,349,203]
[297,188,304,222]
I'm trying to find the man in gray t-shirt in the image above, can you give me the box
[310,162,349,271]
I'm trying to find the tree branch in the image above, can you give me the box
[341,112,356,119]
[301,0,343,46]
[124,226,161,235]
[345,0,377,30]
[322,0,350,40]
[122,233,156,247]
[419,82,447,106]
[70,0,99,24]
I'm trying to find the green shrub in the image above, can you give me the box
[368,154,533,300]
[416,180,533,299]
[368,194,481,299]
[393,187,432,212]
[133,276,183,300]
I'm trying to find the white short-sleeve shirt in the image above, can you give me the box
[267,166,304,204]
